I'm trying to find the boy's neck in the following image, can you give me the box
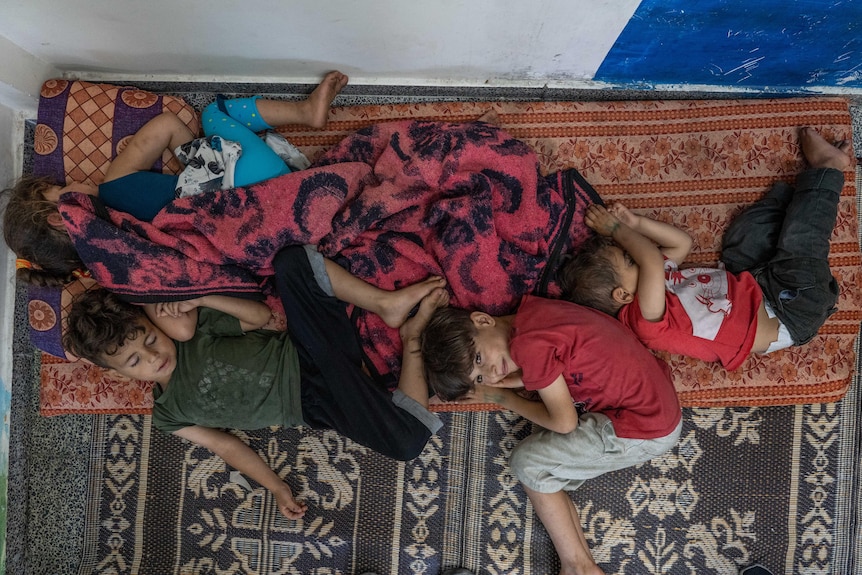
[496,314,516,331]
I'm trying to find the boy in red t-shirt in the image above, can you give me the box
[560,128,852,370]
[421,297,682,575]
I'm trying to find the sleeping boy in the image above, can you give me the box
[63,245,447,519]
[560,127,852,370]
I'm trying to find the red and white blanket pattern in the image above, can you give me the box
[60,119,598,386]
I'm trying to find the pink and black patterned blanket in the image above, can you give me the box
[59,120,598,384]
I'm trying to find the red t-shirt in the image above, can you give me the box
[510,296,681,439]
[619,260,761,370]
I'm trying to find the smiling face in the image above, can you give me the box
[467,312,520,386]
[101,317,177,385]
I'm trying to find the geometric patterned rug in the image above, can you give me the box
[77,394,857,575]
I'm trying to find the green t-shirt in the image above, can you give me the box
[151,308,303,434]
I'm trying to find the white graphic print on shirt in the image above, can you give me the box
[665,260,732,341]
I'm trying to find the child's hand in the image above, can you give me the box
[153,299,200,318]
[153,301,185,318]
[400,288,450,343]
[459,384,508,405]
[273,482,308,520]
[609,202,639,229]
[584,204,622,237]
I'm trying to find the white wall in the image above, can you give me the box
[0,37,58,414]
[0,0,638,86]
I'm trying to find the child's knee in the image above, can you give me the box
[201,101,220,120]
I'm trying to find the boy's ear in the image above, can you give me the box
[47,212,65,229]
[612,286,634,305]
[470,311,495,328]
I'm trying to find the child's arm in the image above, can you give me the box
[585,204,668,322]
[473,375,578,434]
[144,302,199,342]
[147,295,271,339]
[174,425,308,520]
[397,288,450,407]
[609,203,692,265]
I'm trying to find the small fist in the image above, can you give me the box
[584,204,621,237]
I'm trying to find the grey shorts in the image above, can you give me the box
[510,412,683,493]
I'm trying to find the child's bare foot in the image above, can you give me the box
[301,71,349,128]
[380,276,447,328]
[477,109,501,127]
[800,127,852,171]
[400,287,450,343]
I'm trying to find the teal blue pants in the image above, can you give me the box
[201,96,291,186]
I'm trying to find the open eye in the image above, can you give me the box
[476,374,483,384]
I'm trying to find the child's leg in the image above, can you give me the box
[772,128,850,263]
[103,112,195,183]
[510,414,681,574]
[522,487,605,575]
[272,245,439,461]
[201,98,291,186]
[200,72,347,187]
[721,181,793,274]
[255,71,348,129]
[756,128,850,344]
[722,128,851,275]
[320,255,445,328]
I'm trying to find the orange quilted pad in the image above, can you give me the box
[39,95,859,414]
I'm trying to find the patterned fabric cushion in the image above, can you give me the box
[37,93,860,415]
[30,80,199,413]
[29,80,199,359]
[29,276,97,361]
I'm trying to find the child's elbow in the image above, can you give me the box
[242,307,273,332]
[681,233,694,256]
[552,416,579,435]
[171,323,197,342]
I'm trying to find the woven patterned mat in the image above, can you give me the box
[78,398,853,575]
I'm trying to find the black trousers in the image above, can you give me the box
[272,246,432,461]
[722,168,842,345]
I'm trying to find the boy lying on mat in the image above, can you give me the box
[62,245,447,519]
[421,296,682,575]
[561,128,852,370]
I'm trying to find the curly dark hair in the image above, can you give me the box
[558,235,624,317]
[419,307,478,401]
[62,289,147,367]
[2,176,85,286]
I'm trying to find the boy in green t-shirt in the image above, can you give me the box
[64,245,447,519]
